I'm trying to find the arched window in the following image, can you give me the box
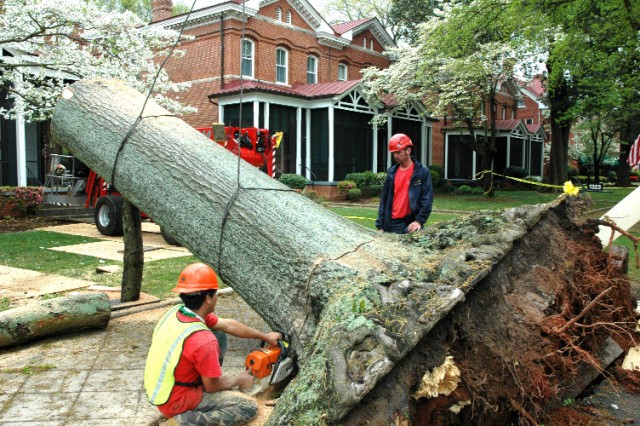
[276,7,282,21]
[286,10,292,25]
[370,39,374,50]
[338,63,348,81]
[307,55,318,84]
[241,39,254,78]
[362,37,367,48]
[276,47,288,84]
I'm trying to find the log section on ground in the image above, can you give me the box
[50,79,637,425]
[0,293,111,348]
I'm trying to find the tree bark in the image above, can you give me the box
[121,199,143,302]
[0,293,111,349]
[49,79,634,425]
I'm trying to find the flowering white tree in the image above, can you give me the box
[361,3,528,195]
[0,0,195,121]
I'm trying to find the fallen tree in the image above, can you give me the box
[0,293,111,348]
[50,79,637,425]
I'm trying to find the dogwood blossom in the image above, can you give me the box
[0,0,196,121]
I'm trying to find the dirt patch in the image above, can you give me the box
[0,216,70,234]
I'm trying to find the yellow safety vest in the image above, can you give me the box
[144,305,209,405]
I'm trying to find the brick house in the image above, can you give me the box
[431,78,547,181]
[150,0,435,186]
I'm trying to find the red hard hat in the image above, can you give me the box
[172,263,219,293]
[388,133,413,152]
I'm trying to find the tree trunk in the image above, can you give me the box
[616,143,631,186]
[49,79,636,425]
[121,199,143,302]
[0,293,110,348]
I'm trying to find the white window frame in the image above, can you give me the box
[338,63,347,81]
[369,39,373,50]
[241,39,254,79]
[362,37,367,48]
[276,7,282,21]
[307,55,318,84]
[276,47,288,84]
[286,10,292,25]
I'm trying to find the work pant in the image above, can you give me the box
[171,390,258,426]
[387,218,409,234]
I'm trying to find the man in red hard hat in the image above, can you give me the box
[144,263,281,426]
[376,133,433,234]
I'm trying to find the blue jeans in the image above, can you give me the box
[387,218,408,234]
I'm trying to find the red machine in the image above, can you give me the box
[85,124,283,239]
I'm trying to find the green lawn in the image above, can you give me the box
[330,188,640,282]
[0,188,636,304]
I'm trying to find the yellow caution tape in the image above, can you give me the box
[475,170,580,196]
[344,215,375,221]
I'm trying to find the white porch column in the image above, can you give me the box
[386,116,393,170]
[15,76,26,186]
[219,105,225,124]
[328,105,335,182]
[305,109,311,180]
[506,136,511,167]
[372,118,378,172]
[264,103,269,129]
[253,101,259,128]
[296,107,302,175]
[421,121,427,165]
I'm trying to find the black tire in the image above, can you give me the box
[160,227,181,246]
[94,195,124,236]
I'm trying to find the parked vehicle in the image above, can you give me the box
[86,125,282,242]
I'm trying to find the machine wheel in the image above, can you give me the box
[94,195,124,236]
[160,227,181,246]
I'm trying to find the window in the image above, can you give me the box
[276,7,281,21]
[517,99,525,108]
[526,118,534,124]
[286,10,292,25]
[362,37,367,48]
[307,55,317,84]
[338,63,347,81]
[241,39,254,78]
[370,40,373,50]
[276,47,288,84]
[501,106,506,119]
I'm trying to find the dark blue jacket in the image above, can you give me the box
[375,158,433,231]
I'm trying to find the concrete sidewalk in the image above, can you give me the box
[0,293,269,425]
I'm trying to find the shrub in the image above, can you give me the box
[362,184,382,198]
[279,173,308,190]
[503,166,527,179]
[566,166,579,178]
[345,171,378,188]
[337,180,357,195]
[606,171,617,182]
[429,169,441,188]
[454,185,483,195]
[375,172,387,185]
[0,186,44,216]
[347,188,362,201]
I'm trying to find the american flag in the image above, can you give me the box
[629,134,640,171]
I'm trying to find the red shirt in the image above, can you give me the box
[158,310,221,418]
[391,163,414,219]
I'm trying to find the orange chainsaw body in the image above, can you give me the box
[245,345,282,379]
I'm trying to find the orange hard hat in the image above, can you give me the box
[172,263,219,293]
[388,133,413,152]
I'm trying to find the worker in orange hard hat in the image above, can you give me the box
[144,263,281,426]
[376,133,433,234]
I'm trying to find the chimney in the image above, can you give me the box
[152,0,173,22]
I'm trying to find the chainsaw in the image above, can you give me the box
[244,334,294,395]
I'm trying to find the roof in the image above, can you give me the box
[331,18,374,35]
[494,119,522,131]
[211,79,361,99]
[526,123,542,133]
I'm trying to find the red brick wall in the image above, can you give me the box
[159,3,392,127]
